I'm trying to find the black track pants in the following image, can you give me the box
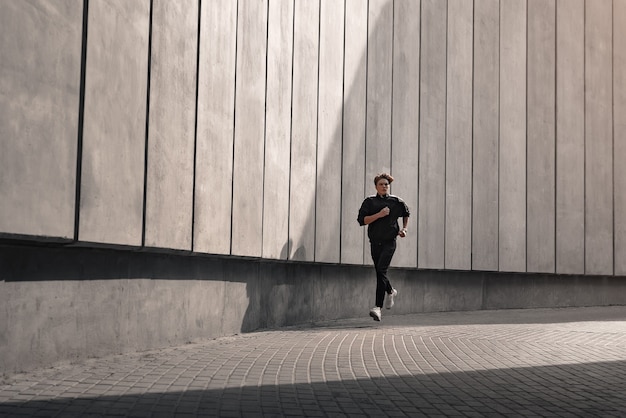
[370,239,396,308]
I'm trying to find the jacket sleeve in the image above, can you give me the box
[401,199,410,217]
[357,199,369,226]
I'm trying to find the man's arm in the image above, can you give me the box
[363,207,390,225]
[398,216,409,237]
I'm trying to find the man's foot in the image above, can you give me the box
[369,306,382,321]
[385,288,398,309]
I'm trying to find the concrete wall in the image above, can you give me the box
[0,1,82,240]
[2,0,626,374]
[2,0,624,274]
[3,243,626,375]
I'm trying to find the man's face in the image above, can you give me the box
[376,179,390,196]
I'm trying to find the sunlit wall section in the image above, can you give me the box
[499,0,527,273]
[527,0,556,273]
[231,0,268,257]
[289,0,319,262]
[194,0,237,255]
[556,0,585,275]
[315,0,344,264]
[263,0,294,260]
[616,0,626,276]
[391,0,420,268]
[144,0,197,251]
[79,0,150,246]
[340,0,368,266]
[2,0,626,278]
[585,0,614,275]
[472,0,500,272]
[365,0,393,201]
[445,0,473,271]
[418,0,446,270]
[0,1,82,240]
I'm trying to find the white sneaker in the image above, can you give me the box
[369,306,382,321]
[385,288,398,309]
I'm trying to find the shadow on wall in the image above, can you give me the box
[0,242,371,332]
[282,0,390,264]
[3,241,625,376]
[223,0,395,330]
[258,0,400,320]
[1,360,624,416]
[0,244,241,283]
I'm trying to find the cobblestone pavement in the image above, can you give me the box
[1,306,625,417]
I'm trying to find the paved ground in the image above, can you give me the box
[1,306,625,417]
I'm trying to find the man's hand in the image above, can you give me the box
[398,228,407,238]
[364,206,390,225]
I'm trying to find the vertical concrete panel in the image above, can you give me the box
[616,0,626,276]
[263,0,293,260]
[79,0,150,246]
[445,0,473,270]
[585,0,613,275]
[289,0,319,261]
[418,0,446,269]
[472,0,499,271]
[231,1,268,257]
[556,0,585,274]
[499,0,527,272]
[391,0,420,268]
[341,0,368,265]
[366,0,393,179]
[527,0,555,273]
[315,0,344,263]
[194,0,237,255]
[144,0,197,251]
[0,1,82,239]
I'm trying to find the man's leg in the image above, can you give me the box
[372,240,396,307]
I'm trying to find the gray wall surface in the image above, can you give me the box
[2,0,625,275]
[0,1,82,240]
[556,0,585,275]
[79,0,150,246]
[616,0,626,275]
[144,0,197,251]
[3,243,626,375]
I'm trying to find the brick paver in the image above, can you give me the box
[1,306,625,417]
